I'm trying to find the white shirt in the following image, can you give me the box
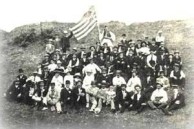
[170,70,186,79]
[82,63,101,76]
[63,75,74,89]
[126,76,141,92]
[48,64,58,72]
[156,76,170,88]
[156,35,165,43]
[151,88,168,103]
[146,54,157,68]
[82,75,94,90]
[112,76,126,86]
[26,76,41,83]
[51,75,63,90]
[139,47,150,55]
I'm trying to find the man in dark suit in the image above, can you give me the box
[87,46,96,59]
[72,81,86,112]
[114,84,131,113]
[77,47,86,59]
[60,80,74,113]
[128,85,147,114]
[120,34,128,47]
[4,80,23,102]
[60,30,73,53]
[16,69,27,86]
[142,71,156,101]
[162,85,185,115]
[167,85,185,111]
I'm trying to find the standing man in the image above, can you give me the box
[60,30,73,53]
[100,26,115,49]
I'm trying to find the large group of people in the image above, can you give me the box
[4,28,186,116]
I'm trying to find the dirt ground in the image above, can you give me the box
[0,20,194,129]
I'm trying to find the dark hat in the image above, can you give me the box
[121,84,126,88]
[113,46,118,49]
[122,34,126,37]
[80,47,86,50]
[65,80,70,84]
[18,69,24,73]
[91,81,96,85]
[90,46,95,49]
[50,82,55,86]
[54,69,64,74]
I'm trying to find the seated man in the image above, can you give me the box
[67,54,80,74]
[148,82,168,112]
[128,85,147,114]
[156,70,170,89]
[165,85,185,113]
[4,80,23,102]
[72,81,86,112]
[63,71,74,90]
[114,84,131,113]
[32,80,48,110]
[126,70,141,95]
[16,69,27,87]
[94,81,115,114]
[146,50,157,75]
[112,70,126,87]
[60,80,74,113]
[170,63,185,89]
[51,69,64,91]
[86,81,99,112]
[26,71,41,89]
[46,82,62,113]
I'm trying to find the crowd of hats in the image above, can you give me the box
[5,33,185,114]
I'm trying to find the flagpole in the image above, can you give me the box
[94,6,101,42]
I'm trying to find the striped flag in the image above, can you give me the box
[70,6,98,40]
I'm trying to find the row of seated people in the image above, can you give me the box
[4,68,185,115]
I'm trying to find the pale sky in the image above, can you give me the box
[0,0,194,32]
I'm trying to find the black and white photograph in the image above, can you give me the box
[0,0,194,129]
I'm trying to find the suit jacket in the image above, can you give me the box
[132,92,147,108]
[72,87,86,101]
[16,74,27,86]
[79,58,89,67]
[170,92,185,106]
[60,32,73,48]
[60,88,73,102]
[86,51,97,59]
